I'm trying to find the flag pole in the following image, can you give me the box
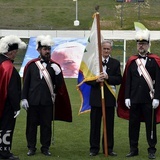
[95,12,108,157]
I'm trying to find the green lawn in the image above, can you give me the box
[12,78,160,160]
[1,0,160,159]
[0,0,160,30]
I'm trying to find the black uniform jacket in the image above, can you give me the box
[0,54,21,118]
[117,53,160,123]
[22,58,72,122]
[86,57,122,107]
[125,57,160,103]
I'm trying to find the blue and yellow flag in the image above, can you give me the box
[77,14,102,114]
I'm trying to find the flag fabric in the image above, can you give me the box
[77,14,102,114]
[134,22,151,52]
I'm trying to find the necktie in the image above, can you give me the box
[138,55,146,60]
[40,60,45,64]
[102,59,108,66]
[40,60,49,64]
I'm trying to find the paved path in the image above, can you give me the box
[0,30,160,40]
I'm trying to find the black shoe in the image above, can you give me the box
[148,153,156,159]
[0,155,4,159]
[27,150,35,156]
[108,151,117,156]
[126,151,138,157]
[89,152,97,156]
[7,155,20,160]
[41,150,51,156]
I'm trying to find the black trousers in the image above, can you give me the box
[26,105,53,151]
[0,104,16,158]
[90,106,115,154]
[129,103,157,154]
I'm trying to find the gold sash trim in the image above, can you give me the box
[104,81,116,98]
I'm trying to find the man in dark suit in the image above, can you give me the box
[86,40,122,156]
[21,35,72,157]
[118,29,160,159]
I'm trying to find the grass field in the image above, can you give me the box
[1,0,160,159]
[11,78,160,160]
[0,0,160,30]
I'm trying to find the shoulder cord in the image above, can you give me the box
[135,58,154,99]
[35,61,55,103]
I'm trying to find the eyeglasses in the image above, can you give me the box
[43,46,51,50]
[137,42,149,46]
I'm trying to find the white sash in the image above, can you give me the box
[136,58,154,99]
[35,61,55,103]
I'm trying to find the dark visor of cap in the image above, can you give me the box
[136,39,149,43]
[8,43,18,52]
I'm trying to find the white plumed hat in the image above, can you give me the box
[135,29,150,42]
[36,35,54,49]
[0,35,26,54]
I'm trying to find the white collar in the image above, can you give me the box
[102,57,109,62]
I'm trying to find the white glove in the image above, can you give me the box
[21,99,29,110]
[51,64,61,75]
[14,110,20,118]
[125,99,131,109]
[152,99,159,109]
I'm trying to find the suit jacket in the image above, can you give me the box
[125,57,160,103]
[0,54,21,117]
[117,53,160,123]
[22,60,63,106]
[22,58,72,122]
[86,57,122,107]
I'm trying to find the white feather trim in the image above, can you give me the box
[135,29,150,41]
[36,35,54,49]
[0,35,26,53]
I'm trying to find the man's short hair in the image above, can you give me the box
[102,39,113,47]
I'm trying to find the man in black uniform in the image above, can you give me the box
[0,35,26,160]
[118,29,160,159]
[86,40,122,157]
[21,35,72,156]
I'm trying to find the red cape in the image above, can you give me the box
[0,60,13,118]
[117,54,160,123]
[23,58,72,122]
